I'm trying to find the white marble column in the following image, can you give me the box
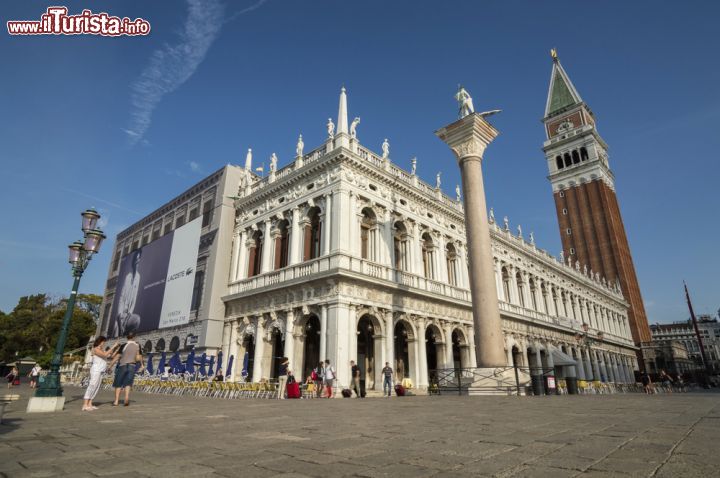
[289,207,301,265]
[382,210,394,268]
[468,329,477,368]
[221,322,231,373]
[333,189,350,254]
[284,309,295,365]
[252,317,265,382]
[319,304,328,362]
[228,320,238,381]
[493,259,504,301]
[384,310,395,371]
[230,230,241,282]
[417,317,428,388]
[508,266,520,305]
[520,272,532,309]
[322,193,332,255]
[584,348,595,380]
[574,347,586,380]
[412,224,423,276]
[237,230,248,280]
[348,192,358,256]
[260,219,273,273]
[436,234,448,284]
[444,322,454,368]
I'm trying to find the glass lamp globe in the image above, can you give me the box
[68,241,83,265]
[83,229,106,253]
[81,209,100,233]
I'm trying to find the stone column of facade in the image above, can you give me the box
[533,348,542,374]
[284,309,295,365]
[597,351,607,382]
[322,193,332,255]
[411,223,424,277]
[457,243,469,289]
[228,320,238,381]
[237,230,248,281]
[505,336,514,366]
[573,346,586,380]
[319,303,328,362]
[416,317,429,388]
[611,354,620,383]
[520,272,532,309]
[289,207,301,265]
[260,219,273,273]
[348,192,359,256]
[623,356,632,382]
[436,233,448,284]
[584,348,595,380]
[332,189,350,254]
[221,322,231,374]
[493,259,504,301]
[546,345,555,374]
[382,210,394,278]
[571,296,580,323]
[468,330,478,368]
[252,317,265,382]
[384,310,395,371]
[348,305,358,367]
[436,113,505,368]
[508,266,519,305]
[230,230,241,282]
[520,342,529,368]
[327,303,350,389]
[443,322,454,368]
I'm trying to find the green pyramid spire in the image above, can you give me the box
[544,51,583,118]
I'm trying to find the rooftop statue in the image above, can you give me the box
[435,172,441,189]
[270,153,278,172]
[455,86,474,118]
[382,138,389,159]
[455,184,461,201]
[296,134,304,157]
[411,157,417,175]
[327,118,335,139]
[350,117,360,139]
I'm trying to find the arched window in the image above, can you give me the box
[248,230,263,277]
[564,153,572,167]
[421,232,435,279]
[516,272,525,307]
[360,208,378,261]
[580,147,589,161]
[304,207,321,261]
[572,150,580,164]
[446,243,458,286]
[393,221,409,271]
[556,156,564,170]
[501,267,511,302]
[191,270,204,311]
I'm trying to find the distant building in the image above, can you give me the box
[650,315,720,373]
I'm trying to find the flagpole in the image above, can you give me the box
[684,281,711,376]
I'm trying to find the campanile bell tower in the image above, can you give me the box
[541,50,652,366]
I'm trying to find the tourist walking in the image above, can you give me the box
[381,362,394,397]
[323,359,336,398]
[113,331,143,407]
[350,360,361,398]
[28,363,42,389]
[277,357,289,399]
[312,361,324,397]
[5,366,19,389]
[640,371,653,394]
[83,336,119,411]
[659,369,672,393]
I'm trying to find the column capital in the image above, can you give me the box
[435,113,499,163]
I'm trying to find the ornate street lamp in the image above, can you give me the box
[31,209,105,408]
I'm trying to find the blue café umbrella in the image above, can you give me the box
[157,352,167,375]
[185,350,195,375]
[216,351,223,376]
[241,351,249,379]
[146,352,154,375]
[226,355,234,379]
[170,351,181,374]
[198,353,208,376]
[207,355,216,376]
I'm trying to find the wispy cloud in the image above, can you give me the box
[189,160,201,172]
[59,187,144,216]
[125,0,226,145]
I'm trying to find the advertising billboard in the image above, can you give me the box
[107,217,201,338]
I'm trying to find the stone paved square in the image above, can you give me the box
[2,386,719,477]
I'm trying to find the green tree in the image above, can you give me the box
[0,293,100,367]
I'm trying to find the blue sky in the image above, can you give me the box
[1,1,719,324]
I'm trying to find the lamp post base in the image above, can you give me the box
[33,371,63,398]
[27,396,65,413]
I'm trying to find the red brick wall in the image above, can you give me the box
[554,179,652,347]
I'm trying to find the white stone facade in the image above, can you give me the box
[220,90,639,390]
